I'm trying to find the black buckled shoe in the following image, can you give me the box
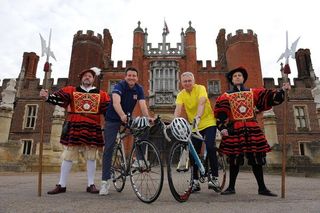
[221,187,236,195]
[47,184,66,195]
[258,189,277,197]
[87,184,99,194]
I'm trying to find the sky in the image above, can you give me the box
[0,0,319,85]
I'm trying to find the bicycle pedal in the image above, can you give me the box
[176,168,188,172]
[131,168,137,174]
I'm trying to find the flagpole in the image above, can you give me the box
[38,29,53,196]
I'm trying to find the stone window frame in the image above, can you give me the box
[297,141,311,157]
[150,66,178,93]
[293,104,310,131]
[21,139,33,155]
[207,80,221,96]
[23,104,39,130]
[148,61,179,106]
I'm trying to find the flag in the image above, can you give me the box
[164,20,169,35]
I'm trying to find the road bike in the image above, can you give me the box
[165,117,226,202]
[110,116,164,203]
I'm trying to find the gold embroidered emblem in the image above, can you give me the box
[73,92,100,114]
[228,90,254,120]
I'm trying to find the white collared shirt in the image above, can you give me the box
[80,85,96,92]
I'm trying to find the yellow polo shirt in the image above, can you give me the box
[176,84,216,131]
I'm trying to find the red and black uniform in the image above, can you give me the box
[47,86,110,147]
[214,85,285,165]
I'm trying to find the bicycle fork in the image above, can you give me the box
[188,140,206,176]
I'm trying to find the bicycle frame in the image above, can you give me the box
[162,119,206,177]
[115,130,129,172]
[187,137,206,176]
[115,126,150,175]
[111,116,164,203]
[166,117,226,202]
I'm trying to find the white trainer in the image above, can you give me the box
[99,180,110,195]
[208,176,221,193]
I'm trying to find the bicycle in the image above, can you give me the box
[165,117,226,202]
[110,115,164,203]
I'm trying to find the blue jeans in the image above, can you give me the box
[101,121,121,181]
[101,121,147,181]
[191,125,218,178]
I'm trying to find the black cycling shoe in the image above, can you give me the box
[221,187,236,195]
[258,189,277,197]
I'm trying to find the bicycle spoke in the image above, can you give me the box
[167,141,192,202]
[111,145,126,192]
[129,140,163,203]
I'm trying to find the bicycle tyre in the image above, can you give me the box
[129,140,163,203]
[167,141,192,202]
[111,144,126,192]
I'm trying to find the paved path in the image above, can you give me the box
[0,171,319,213]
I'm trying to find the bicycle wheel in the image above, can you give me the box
[217,151,227,191]
[167,141,192,202]
[111,144,126,192]
[129,140,163,203]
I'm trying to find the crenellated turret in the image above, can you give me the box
[226,29,262,88]
[184,21,197,74]
[216,29,227,67]
[103,29,113,68]
[132,21,145,70]
[68,30,104,86]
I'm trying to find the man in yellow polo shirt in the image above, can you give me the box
[174,71,221,193]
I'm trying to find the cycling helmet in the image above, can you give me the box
[130,116,150,137]
[169,117,191,142]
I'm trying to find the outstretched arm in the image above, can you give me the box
[255,82,291,112]
[39,88,69,107]
[112,93,127,123]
